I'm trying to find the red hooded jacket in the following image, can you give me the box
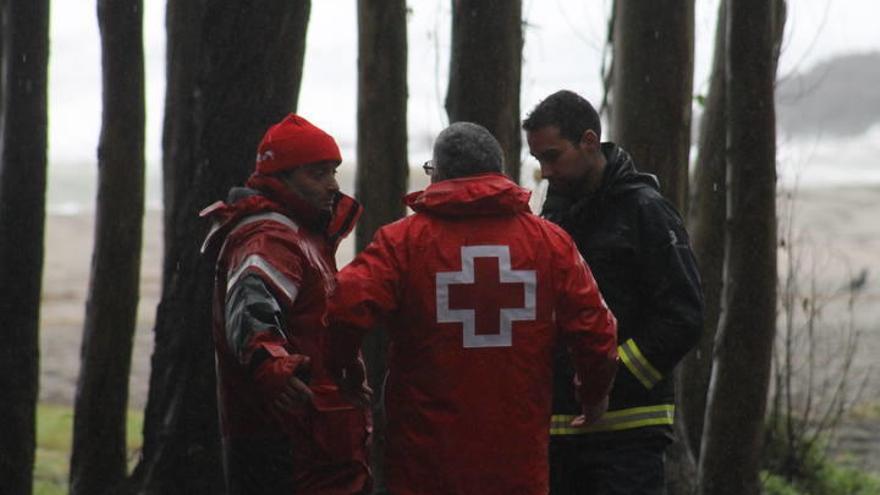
[201,175,370,495]
[327,173,618,495]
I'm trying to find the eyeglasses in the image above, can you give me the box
[422,160,435,176]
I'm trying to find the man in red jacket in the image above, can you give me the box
[326,122,618,495]
[201,114,371,494]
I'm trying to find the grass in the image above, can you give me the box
[34,402,879,495]
[763,464,880,495]
[850,400,880,421]
[762,415,880,495]
[34,403,144,495]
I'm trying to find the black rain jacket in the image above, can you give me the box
[542,143,703,441]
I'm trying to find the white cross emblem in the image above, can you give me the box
[436,245,537,348]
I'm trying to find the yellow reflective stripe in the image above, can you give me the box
[618,345,654,389]
[619,339,663,389]
[550,405,675,435]
[625,339,662,382]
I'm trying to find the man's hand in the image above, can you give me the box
[335,357,373,408]
[570,395,609,428]
[253,353,314,412]
[273,372,315,412]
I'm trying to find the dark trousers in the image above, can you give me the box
[549,434,670,495]
[224,437,297,495]
[223,436,371,495]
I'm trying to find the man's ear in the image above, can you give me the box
[579,129,600,151]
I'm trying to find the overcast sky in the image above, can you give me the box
[48,0,879,172]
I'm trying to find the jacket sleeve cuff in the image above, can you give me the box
[618,338,663,389]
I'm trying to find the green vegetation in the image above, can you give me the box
[762,418,880,495]
[850,400,880,421]
[34,402,880,495]
[763,463,880,495]
[34,403,144,495]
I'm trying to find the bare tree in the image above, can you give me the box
[126,2,311,493]
[680,0,728,460]
[446,0,522,182]
[696,1,786,494]
[356,1,408,492]
[0,0,49,493]
[69,1,146,494]
[609,0,694,211]
[766,193,869,483]
[0,1,3,113]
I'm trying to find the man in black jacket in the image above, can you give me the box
[523,90,703,495]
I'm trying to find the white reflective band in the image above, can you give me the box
[215,211,300,260]
[227,254,300,306]
[229,212,299,236]
[226,211,336,295]
[201,221,223,254]
[550,404,675,435]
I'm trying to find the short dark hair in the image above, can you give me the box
[522,90,602,144]
[433,122,504,180]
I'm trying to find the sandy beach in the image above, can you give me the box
[38,184,880,469]
[40,209,161,409]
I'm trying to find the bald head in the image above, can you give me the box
[432,122,504,182]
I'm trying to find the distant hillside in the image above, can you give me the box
[776,51,880,138]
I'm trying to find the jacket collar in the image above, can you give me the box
[199,175,362,255]
[542,143,658,221]
[405,173,531,217]
[598,143,659,196]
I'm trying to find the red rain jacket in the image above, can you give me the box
[201,175,370,495]
[327,173,618,495]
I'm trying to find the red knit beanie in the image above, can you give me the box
[254,114,342,175]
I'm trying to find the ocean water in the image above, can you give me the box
[777,124,880,189]
[47,162,164,215]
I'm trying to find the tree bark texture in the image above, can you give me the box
[609,0,694,212]
[356,0,408,253]
[0,0,49,493]
[356,1,408,492]
[679,0,728,462]
[128,2,311,494]
[69,1,146,494]
[696,0,780,493]
[608,4,696,490]
[0,2,3,112]
[445,0,522,182]
[665,429,697,495]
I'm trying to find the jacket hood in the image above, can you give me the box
[599,143,659,196]
[405,173,532,217]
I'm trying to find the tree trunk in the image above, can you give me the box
[356,0,407,254]
[0,0,49,493]
[608,4,696,492]
[0,1,3,112]
[609,0,694,211]
[679,0,728,462]
[127,3,311,494]
[69,1,146,494]
[696,1,782,493]
[356,1,408,493]
[445,0,522,182]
